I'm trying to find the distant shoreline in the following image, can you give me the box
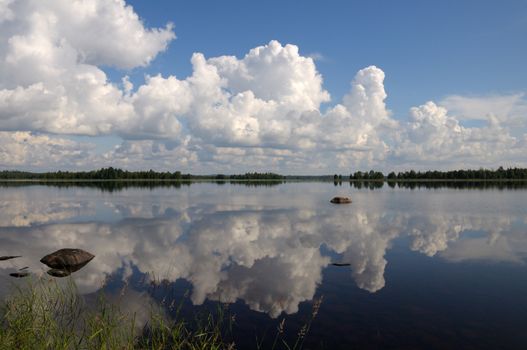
[1,167,527,182]
[2,178,527,182]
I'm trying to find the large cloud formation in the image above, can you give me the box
[0,0,525,172]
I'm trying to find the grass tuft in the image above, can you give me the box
[0,276,322,349]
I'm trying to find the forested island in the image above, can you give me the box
[1,166,527,181]
[0,168,284,181]
[351,167,527,180]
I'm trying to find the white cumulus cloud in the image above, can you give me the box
[0,0,525,172]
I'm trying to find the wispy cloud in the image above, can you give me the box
[307,52,327,62]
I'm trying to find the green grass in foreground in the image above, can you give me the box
[0,277,321,350]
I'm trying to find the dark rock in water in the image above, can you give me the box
[47,269,72,278]
[9,272,29,278]
[0,255,21,261]
[330,196,352,204]
[331,263,351,267]
[40,248,94,270]
[41,249,94,278]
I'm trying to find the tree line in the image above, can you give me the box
[1,166,527,180]
[217,172,284,180]
[0,168,188,180]
[340,166,527,180]
[0,168,284,180]
[387,167,527,180]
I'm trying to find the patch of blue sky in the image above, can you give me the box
[68,135,121,153]
[113,0,527,120]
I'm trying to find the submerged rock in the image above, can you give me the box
[9,272,29,278]
[0,255,21,261]
[330,196,352,204]
[40,248,94,269]
[47,269,72,278]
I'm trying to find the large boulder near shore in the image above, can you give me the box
[330,196,352,204]
[40,248,94,270]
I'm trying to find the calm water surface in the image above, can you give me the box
[1,182,527,349]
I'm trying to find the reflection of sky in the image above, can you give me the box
[0,183,526,317]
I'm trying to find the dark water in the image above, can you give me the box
[1,182,527,349]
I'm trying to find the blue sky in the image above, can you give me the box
[0,0,526,173]
[122,0,527,116]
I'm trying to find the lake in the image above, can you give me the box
[1,182,526,349]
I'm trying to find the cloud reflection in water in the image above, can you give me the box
[0,184,526,317]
